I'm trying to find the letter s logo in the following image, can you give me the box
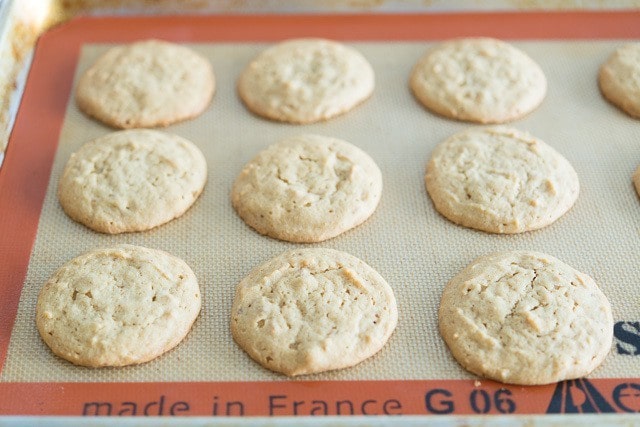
[614,321,640,355]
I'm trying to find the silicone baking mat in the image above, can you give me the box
[0,12,638,417]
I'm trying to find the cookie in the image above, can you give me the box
[231,248,397,376]
[598,43,640,119]
[76,39,215,128]
[633,164,640,197]
[237,38,374,123]
[36,244,201,367]
[439,251,613,385]
[425,126,579,233]
[231,134,382,242]
[410,38,547,123]
[58,129,207,234]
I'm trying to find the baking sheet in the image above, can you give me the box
[0,14,638,417]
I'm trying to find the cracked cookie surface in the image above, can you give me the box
[231,134,382,242]
[599,43,640,119]
[238,38,374,123]
[439,251,613,385]
[410,37,546,123]
[36,244,201,367]
[76,39,215,128]
[58,129,207,234]
[231,248,397,376]
[425,126,579,234]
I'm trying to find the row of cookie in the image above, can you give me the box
[34,244,398,373]
[58,130,381,240]
[75,38,640,131]
[59,126,582,239]
[36,244,612,386]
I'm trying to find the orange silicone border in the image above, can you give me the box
[0,12,638,416]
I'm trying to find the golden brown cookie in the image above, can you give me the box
[231,134,382,242]
[238,38,374,123]
[425,126,579,233]
[76,39,215,128]
[599,43,640,119]
[231,248,397,376]
[36,245,202,367]
[633,164,640,197]
[439,251,613,385]
[410,38,546,123]
[58,129,207,234]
